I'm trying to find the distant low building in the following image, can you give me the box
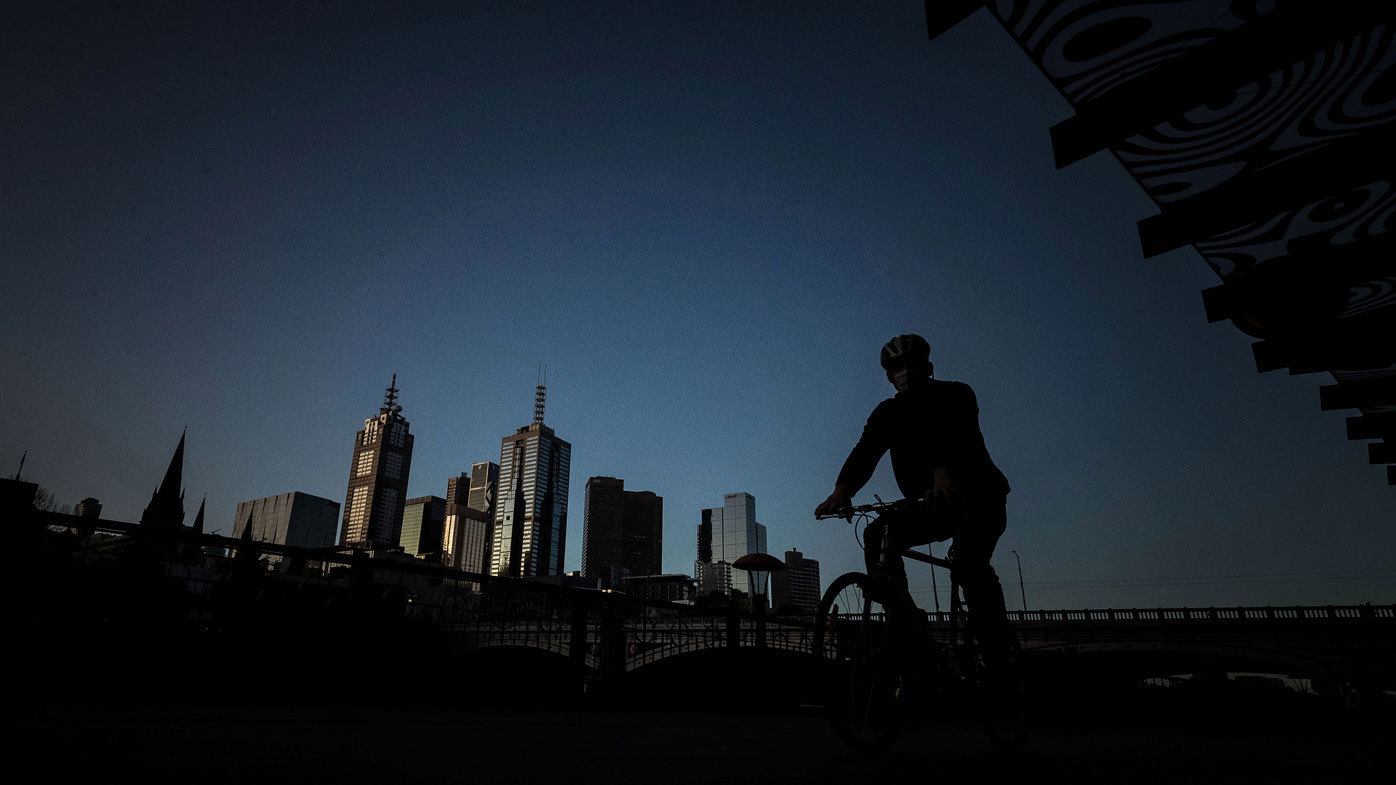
[618,574,696,604]
[233,492,340,549]
[73,497,102,519]
[771,549,821,615]
[695,560,733,598]
[0,478,38,519]
[401,495,446,556]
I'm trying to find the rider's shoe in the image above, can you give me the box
[863,570,896,605]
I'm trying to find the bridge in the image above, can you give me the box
[10,508,1396,704]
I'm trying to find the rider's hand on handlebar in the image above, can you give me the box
[815,488,852,520]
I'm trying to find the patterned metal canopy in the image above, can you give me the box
[928,1,1396,484]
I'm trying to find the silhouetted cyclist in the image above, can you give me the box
[815,334,1015,658]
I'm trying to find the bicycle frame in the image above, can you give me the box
[816,497,1029,752]
[824,498,971,655]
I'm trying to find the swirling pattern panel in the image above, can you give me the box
[1117,26,1396,205]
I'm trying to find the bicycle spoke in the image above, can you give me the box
[815,573,901,754]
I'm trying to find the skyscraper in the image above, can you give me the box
[400,495,446,556]
[694,492,767,598]
[622,489,663,579]
[491,380,571,578]
[440,461,500,572]
[445,473,470,509]
[582,476,663,588]
[234,492,341,549]
[443,504,492,573]
[467,461,500,514]
[341,375,414,550]
[771,549,821,615]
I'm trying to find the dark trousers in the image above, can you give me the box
[864,496,1013,651]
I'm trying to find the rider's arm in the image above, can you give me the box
[834,400,893,497]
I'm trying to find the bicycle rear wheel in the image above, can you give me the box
[813,572,901,754]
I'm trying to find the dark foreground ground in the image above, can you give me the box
[9,701,1387,785]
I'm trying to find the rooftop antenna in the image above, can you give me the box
[14,450,26,481]
[382,373,402,415]
[534,363,547,424]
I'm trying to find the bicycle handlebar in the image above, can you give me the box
[814,497,922,521]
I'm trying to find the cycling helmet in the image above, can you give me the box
[879,334,931,370]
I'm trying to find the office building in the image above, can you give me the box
[341,375,414,550]
[618,574,695,603]
[439,461,499,571]
[771,549,821,615]
[467,461,500,517]
[491,383,571,577]
[400,495,446,556]
[73,497,102,519]
[582,477,623,583]
[582,476,663,588]
[622,488,662,580]
[233,492,341,549]
[694,492,767,598]
[445,473,470,509]
[442,503,492,573]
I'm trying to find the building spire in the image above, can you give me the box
[181,496,207,566]
[534,363,547,424]
[234,509,260,570]
[381,374,402,416]
[141,429,187,529]
[160,428,186,499]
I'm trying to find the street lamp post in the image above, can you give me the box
[733,553,787,707]
[1011,549,1027,612]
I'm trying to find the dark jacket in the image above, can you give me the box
[836,378,1010,500]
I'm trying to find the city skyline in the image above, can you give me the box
[3,1,1392,609]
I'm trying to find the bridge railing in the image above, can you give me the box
[988,605,1396,623]
[19,508,1396,681]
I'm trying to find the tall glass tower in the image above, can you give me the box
[341,375,414,550]
[695,492,766,597]
[491,380,571,577]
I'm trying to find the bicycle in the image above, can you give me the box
[813,497,1029,754]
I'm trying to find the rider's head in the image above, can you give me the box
[880,334,932,392]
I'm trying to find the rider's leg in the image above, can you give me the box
[948,496,1014,659]
[864,506,945,661]
[862,505,940,603]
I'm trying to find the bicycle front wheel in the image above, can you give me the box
[813,572,901,754]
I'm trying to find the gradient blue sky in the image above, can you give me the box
[3,1,1390,609]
